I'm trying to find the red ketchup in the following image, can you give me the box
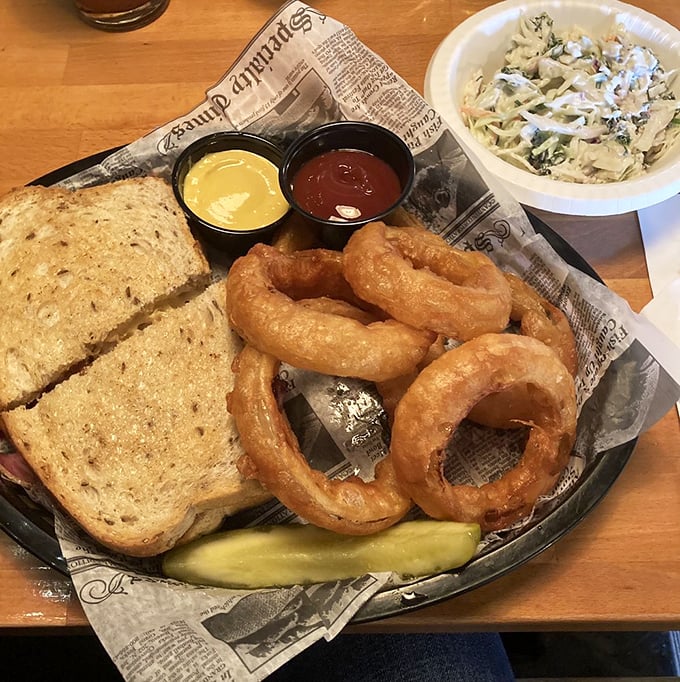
[292,149,401,222]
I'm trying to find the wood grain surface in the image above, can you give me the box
[0,0,678,632]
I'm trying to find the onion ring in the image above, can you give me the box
[272,213,321,254]
[386,205,428,228]
[226,243,435,381]
[229,344,412,534]
[296,296,377,326]
[295,296,446,427]
[296,296,440,425]
[376,335,447,424]
[390,333,577,531]
[343,222,512,340]
[503,272,578,376]
[468,273,578,429]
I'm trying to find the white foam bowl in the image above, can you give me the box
[424,0,680,215]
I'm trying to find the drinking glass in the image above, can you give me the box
[74,0,170,31]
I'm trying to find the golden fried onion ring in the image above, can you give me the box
[229,345,412,534]
[376,335,447,424]
[297,297,446,425]
[272,213,321,254]
[468,273,578,429]
[343,222,512,340]
[503,272,578,376]
[226,244,435,381]
[390,333,577,531]
[296,296,446,426]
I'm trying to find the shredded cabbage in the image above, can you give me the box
[461,13,680,183]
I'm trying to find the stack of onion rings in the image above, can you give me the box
[226,243,435,382]
[225,218,580,537]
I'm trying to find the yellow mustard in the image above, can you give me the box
[183,150,289,231]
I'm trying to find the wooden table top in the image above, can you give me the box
[1,0,679,633]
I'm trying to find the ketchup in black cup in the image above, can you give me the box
[279,121,415,249]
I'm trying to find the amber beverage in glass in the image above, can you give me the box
[74,0,170,31]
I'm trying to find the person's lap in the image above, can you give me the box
[270,632,515,681]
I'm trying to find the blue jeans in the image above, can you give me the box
[270,633,516,681]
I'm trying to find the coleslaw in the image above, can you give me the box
[462,13,680,183]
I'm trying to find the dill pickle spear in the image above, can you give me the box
[162,520,481,589]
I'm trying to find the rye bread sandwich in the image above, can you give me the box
[0,177,210,411]
[1,280,271,557]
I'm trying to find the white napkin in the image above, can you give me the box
[638,194,680,414]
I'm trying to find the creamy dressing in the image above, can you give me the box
[462,13,680,183]
[183,150,289,231]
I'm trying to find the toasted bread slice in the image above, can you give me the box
[1,281,271,557]
[0,177,210,410]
